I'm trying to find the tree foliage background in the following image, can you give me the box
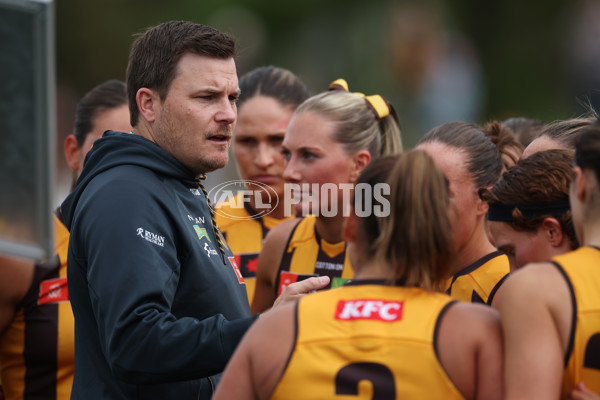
[54,0,600,192]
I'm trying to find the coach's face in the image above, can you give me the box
[152,53,239,176]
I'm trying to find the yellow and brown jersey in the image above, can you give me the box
[216,193,293,304]
[276,216,353,297]
[551,246,600,398]
[445,251,509,305]
[0,212,74,400]
[271,282,464,399]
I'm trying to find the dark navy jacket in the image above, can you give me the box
[61,131,256,399]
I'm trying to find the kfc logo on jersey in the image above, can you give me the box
[335,299,403,322]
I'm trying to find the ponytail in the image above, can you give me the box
[374,150,455,289]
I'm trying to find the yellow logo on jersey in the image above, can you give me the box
[193,225,211,242]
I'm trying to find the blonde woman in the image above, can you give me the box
[251,79,403,313]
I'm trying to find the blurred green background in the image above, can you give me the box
[54,0,600,194]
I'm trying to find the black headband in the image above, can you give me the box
[487,201,571,222]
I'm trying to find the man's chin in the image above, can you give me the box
[196,156,229,175]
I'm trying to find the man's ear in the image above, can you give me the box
[342,208,358,244]
[64,134,81,172]
[541,217,564,247]
[349,150,371,183]
[136,88,158,123]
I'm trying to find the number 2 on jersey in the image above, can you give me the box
[335,362,395,399]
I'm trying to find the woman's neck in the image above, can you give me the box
[582,222,600,249]
[315,213,345,243]
[453,223,497,275]
[352,260,392,280]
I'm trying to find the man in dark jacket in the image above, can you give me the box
[61,21,327,399]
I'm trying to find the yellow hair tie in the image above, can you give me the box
[328,78,391,119]
[363,95,391,119]
[329,78,349,92]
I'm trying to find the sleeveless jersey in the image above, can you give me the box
[551,246,600,398]
[216,193,293,304]
[277,216,353,296]
[0,212,75,400]
[271,282,464,399]
[445,251,509,305]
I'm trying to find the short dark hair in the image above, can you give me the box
[418,121,503,189]
[74,80,127,146]
[480,149,578,250]
[126,21,237,127]
[237,66,310,110]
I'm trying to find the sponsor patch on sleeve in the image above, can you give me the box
[335,299,403,322]
[38,277,69,305]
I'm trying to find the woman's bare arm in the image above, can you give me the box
[251,219,298,314]
[213,302,296,400]
[498,262,570,400]
[437,302,503,400]
[0,255,34,335]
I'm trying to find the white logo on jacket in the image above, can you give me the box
[204,242,218,257]
[137,227,165,247]
[187,214,205,224]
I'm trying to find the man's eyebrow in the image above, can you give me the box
[200,86,220,93]
[198,87,241,96]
